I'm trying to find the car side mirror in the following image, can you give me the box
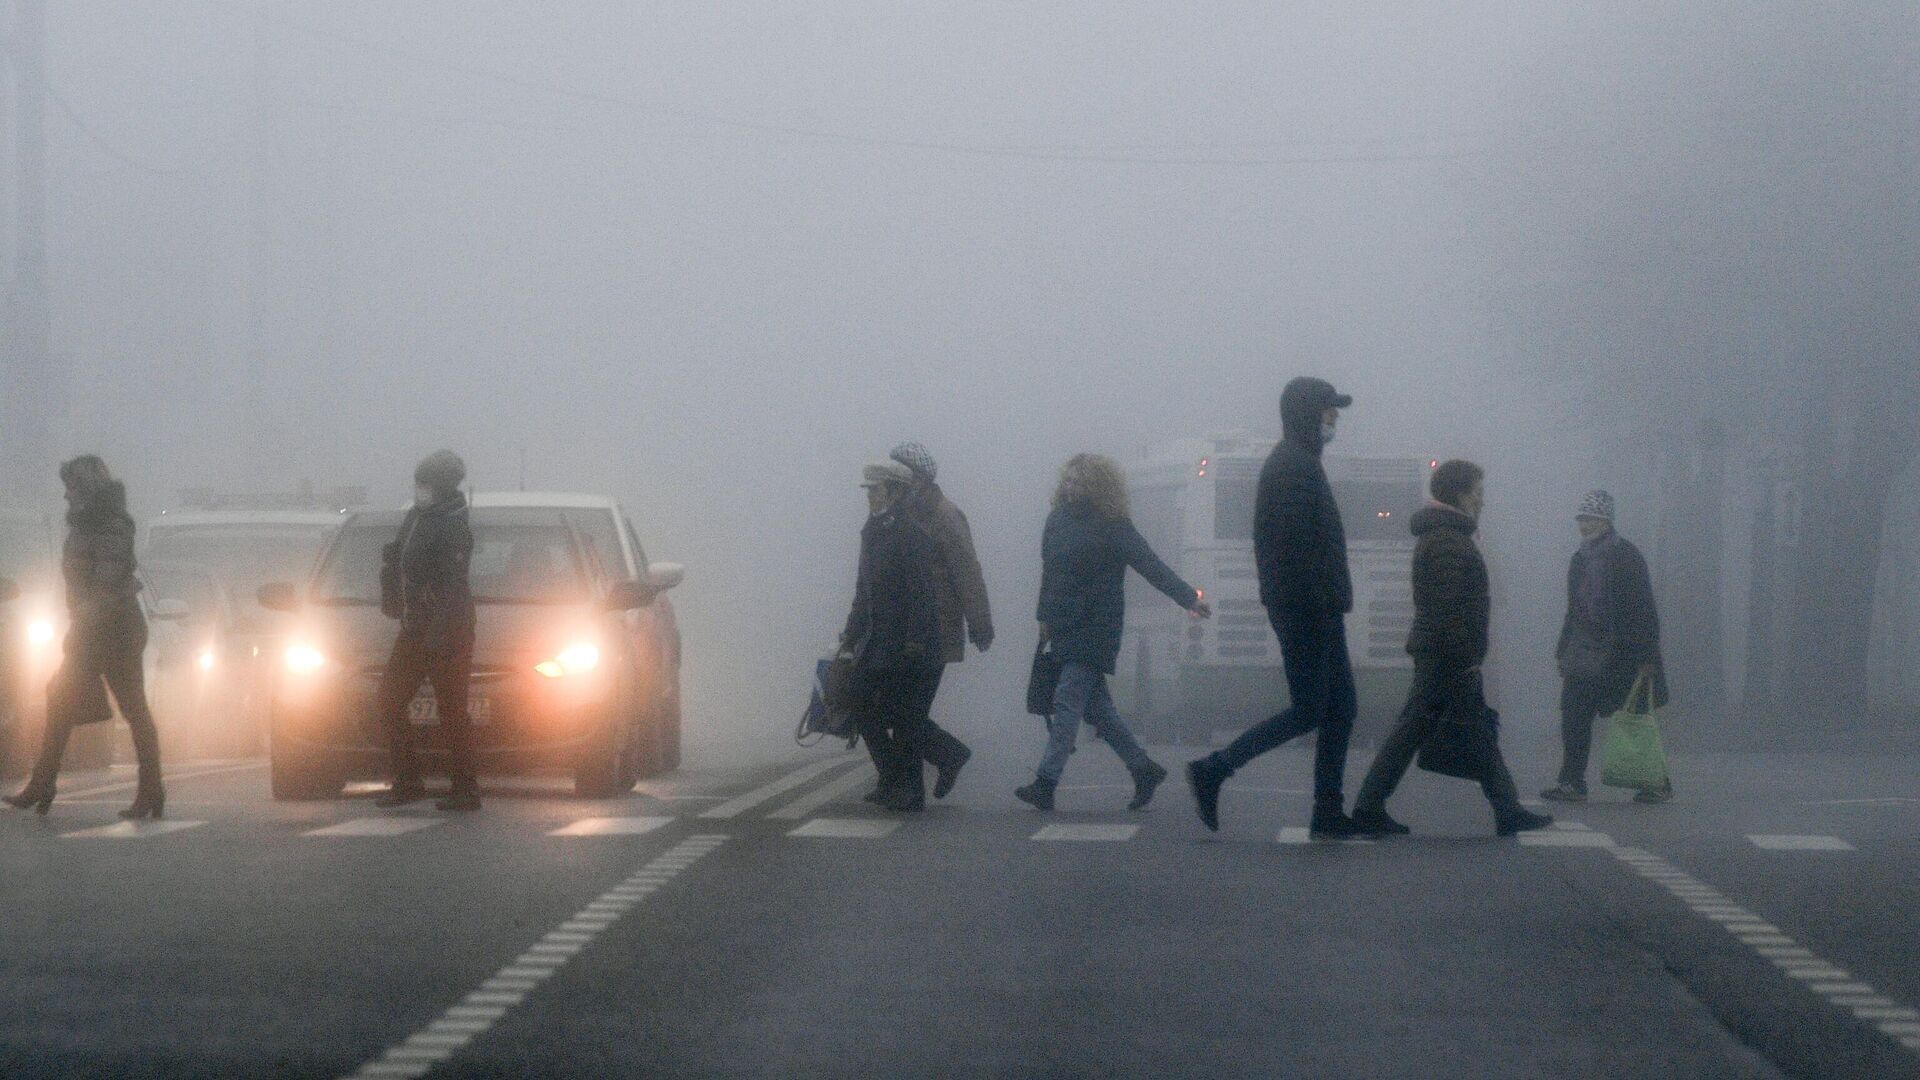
[0,578,17,604]
[647,563,685,595]
[151,598,191,621]
[257,583,298,612]
[605,579,653,611]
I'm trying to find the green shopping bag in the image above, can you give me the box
[1601,676,1668,791]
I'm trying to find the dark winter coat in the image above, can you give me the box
[910,483,995,663]
[1555,529,1668,710]
[1405,503,1490,669]
[381,493,475,654]
[1036,500,1199,674]
[1255,378,1353,617]
[840,504,943,673]
[62,479,143,630]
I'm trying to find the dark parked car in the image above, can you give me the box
[259,494,684,799]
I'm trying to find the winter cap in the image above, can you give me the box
[861,462,915,489]
[414,450,467,495]
[1577,489,1615,522]
[889,442,938,483]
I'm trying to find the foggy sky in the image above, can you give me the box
[21,3,1915,741]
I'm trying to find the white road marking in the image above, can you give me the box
[1032,823,1139,842]
[1748,834,1855,851]
[547,816,674,837]
[342,834,726,1080]
[56,760,267,800]
[1609,845,1919,1062]
[305,818,440,837]
[699,757,859,819]
[768,767,876,820]
[788,817,898,839]
[60,820,206,839]
[1517,830,1615,847]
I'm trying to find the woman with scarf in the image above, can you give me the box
[6,456,165,818]
[1542,490,1672,803]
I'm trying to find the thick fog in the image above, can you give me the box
[13,3,1917,749]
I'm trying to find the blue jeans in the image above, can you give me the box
[1210,609,1356,803]
[1036,662,1155,782]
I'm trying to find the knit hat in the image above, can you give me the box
[414,450,467,495]
[861,462,915,488]
[889,442,937,483]
[1577,489,1615,522]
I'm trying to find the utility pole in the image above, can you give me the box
[3,0,52,493]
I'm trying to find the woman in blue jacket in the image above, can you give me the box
[1018,454,1210,812]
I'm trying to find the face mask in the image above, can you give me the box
[1320,422,1337,446]
[414,486,436,508]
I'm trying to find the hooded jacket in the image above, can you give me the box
[1254,378,1353,617]
[908,483,995,663]
[1405,502,1489,667]
[381,492,476,653]
[841,501,944,672]
[62,479,142,624]
[1036,500,1199,674]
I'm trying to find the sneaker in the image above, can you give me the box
[932,745,972,800]
[1350,807,1411,836]
[1127,762,1169,811]
[1496,808,1554,836]
[1309,807,1373,840]
[1633,782,1674,805]
[881,786,925,813]
[1186,757,1227,832]
[1014,777,1056,812]
[374,782,427,808]
[1539,782,1587,803]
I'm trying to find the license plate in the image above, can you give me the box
[408,694,490,724]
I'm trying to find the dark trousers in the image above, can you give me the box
[377,631,476,793]
[855,663,944,797]
[1555,677,1616,786]
[29,612,161,790]
[914,666,970,769]
[1213,609,1356,803]
[1354,662,1521,815]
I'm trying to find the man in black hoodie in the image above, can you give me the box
[374,450,479,811]
[1187,377,1370,838]
[1348,461,1552,836]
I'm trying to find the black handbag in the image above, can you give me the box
[1026,642,1062,717]
[795,657,859,747]
[1415,676,1495,781]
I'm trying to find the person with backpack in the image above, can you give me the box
[1015,453,1210,812]
[1348,460,1552,836]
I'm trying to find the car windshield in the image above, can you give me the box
[141,564,225,623]
[312,510,588,605]
[145,526,336,612]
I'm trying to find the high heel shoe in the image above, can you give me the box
[4,786,54,815]
[119,785,164,820]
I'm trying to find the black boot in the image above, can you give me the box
[3,782,54,815]
[1128,761,1168,810]
[1309,798,1371,840]
[1495,807,1554,836]
[931,743,972,800]
[437,782,481,813]
[1186,756,1228,831]
[1014,776,1056,812]
[119,777,166,820]
[881,781,925,813]
[1350,805,1410,836]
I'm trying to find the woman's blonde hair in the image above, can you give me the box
[1053,453,1130,520]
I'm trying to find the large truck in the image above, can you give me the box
[1117,435,1432,746]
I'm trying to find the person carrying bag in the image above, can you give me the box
[1600,675,1670,793]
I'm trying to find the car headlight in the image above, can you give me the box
[535,642,601,679]
[285,643,328,674]
[26,619,54,646]
[197,647,217,673]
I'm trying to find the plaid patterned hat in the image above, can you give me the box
[1577,490,1615,521]
[889,442,937,483]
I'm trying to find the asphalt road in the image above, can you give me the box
[1,732,1915,1079]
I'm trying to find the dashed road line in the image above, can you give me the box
[787,817,898,839]
[699,757,859,819]
[768,766,875,820]
[305,818,441,837]
[60,820,207,839]
[547,816,674,837]
[341,833,727,1080]
[1747,834,1855,851]
[1032,823,1138,842]
[1609,845,1920,1057]
[1516,829,1615,848]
